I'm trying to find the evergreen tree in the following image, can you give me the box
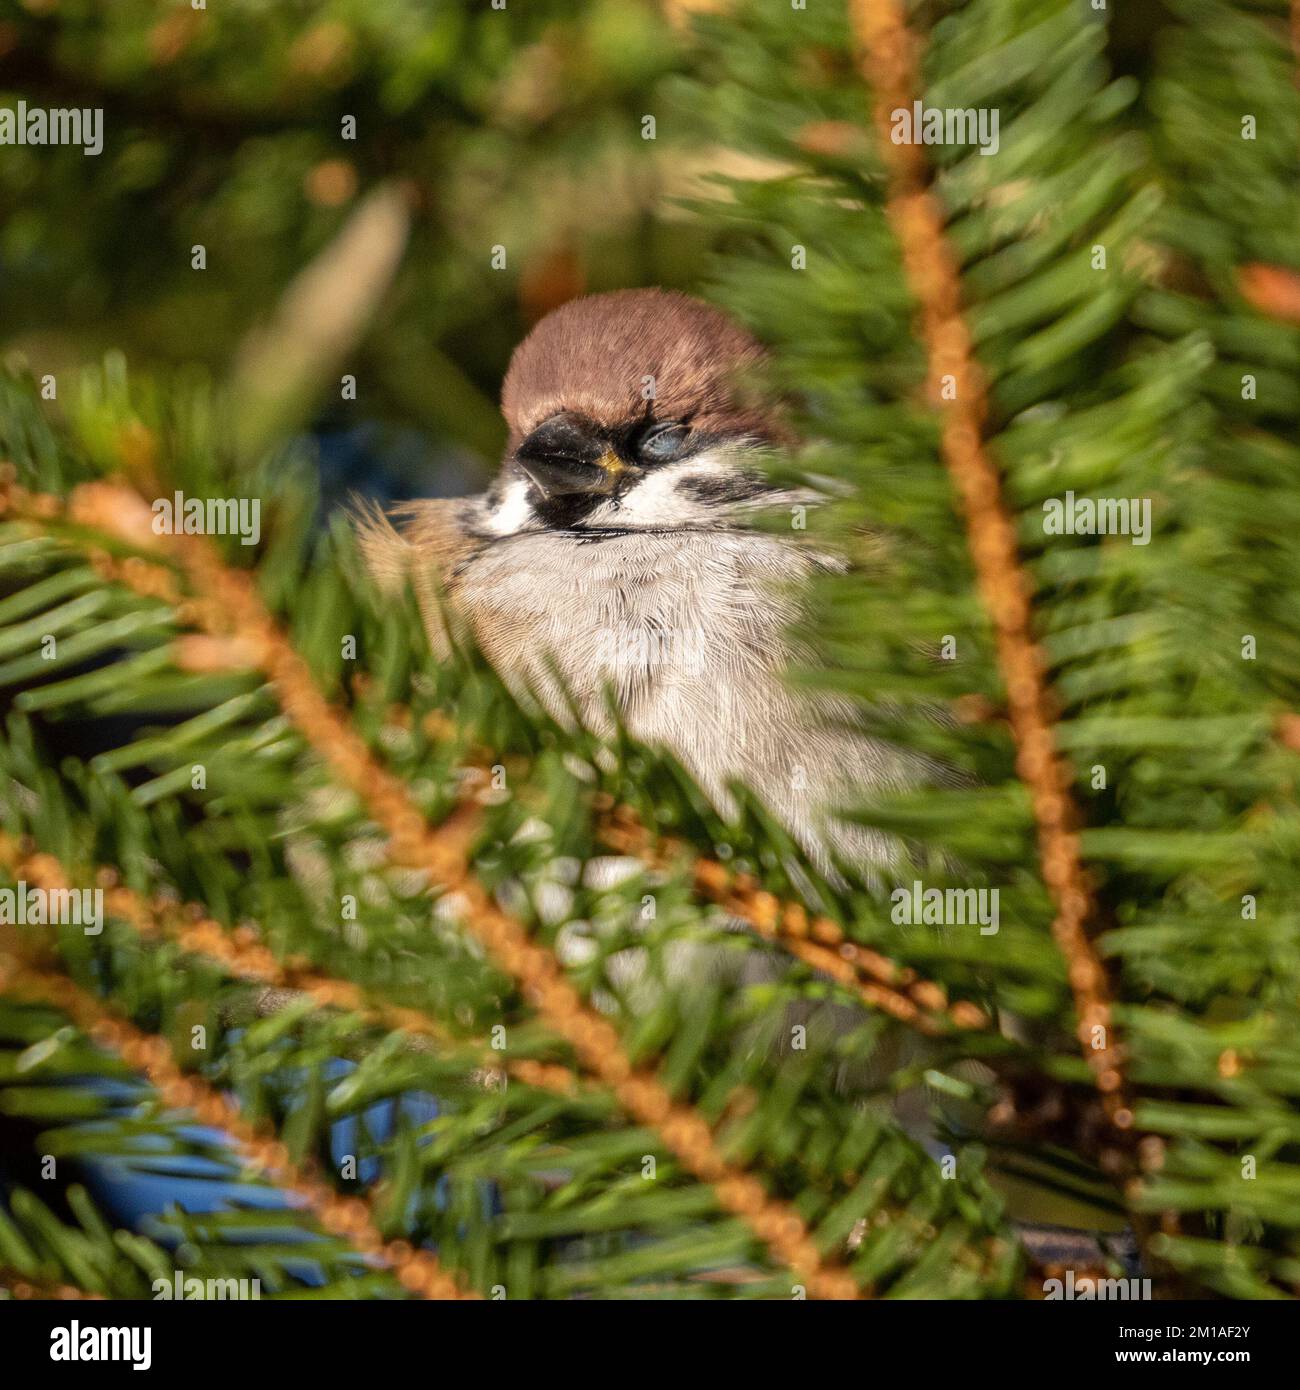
[0,0,1296,1301]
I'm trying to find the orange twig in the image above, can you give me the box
[0,833,580,1100]
[0,1270,104,1301]
[2,472,984,1040]
[848,1,1147,1177]
[26,472,976,1039]
[0,475,866,1298]
[596,800,989,1033]
[163,536,864,1299]
[0,954,474,1300]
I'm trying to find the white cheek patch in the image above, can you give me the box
[583,450,746,529]
[483,479,535,536]
[481,448,769,533]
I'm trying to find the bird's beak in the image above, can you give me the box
[515,416,628,498]
[519,450,623,498]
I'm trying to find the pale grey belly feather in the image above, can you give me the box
[450,529,917,874]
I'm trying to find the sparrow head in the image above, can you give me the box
[485,289,789,535]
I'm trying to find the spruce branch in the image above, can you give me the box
[595,798,991,1033]
[1,464,1021,1296]
[0,477,898,1298]
[3,473,988,1043]
[831,4,1191,1293]
[848,0,1142,1162]
[141,518,871,1301]
[0,830,582,1102]
[0,955,473,1301]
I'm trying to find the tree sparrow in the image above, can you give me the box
[359,289,943,879]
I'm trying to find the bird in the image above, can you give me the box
[357,288,983,1158]
[357,287,944,882]
[355,307,1101,1243]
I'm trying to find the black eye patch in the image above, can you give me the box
[634,421,691,464]
[674,473,773,505]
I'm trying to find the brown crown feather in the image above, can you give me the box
[500,289,782,447]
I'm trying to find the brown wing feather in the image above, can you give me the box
[352,496,481,658]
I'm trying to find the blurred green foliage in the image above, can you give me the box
[1,0,1298,1301]
[0,0,717,471]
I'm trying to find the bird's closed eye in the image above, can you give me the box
[635,421,691,464]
